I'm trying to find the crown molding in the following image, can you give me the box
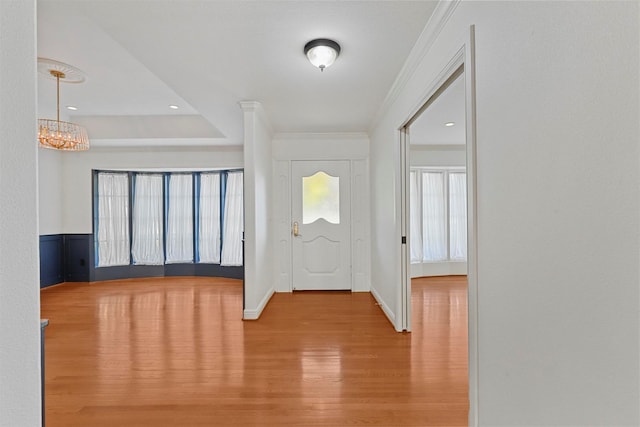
[272,131,369,141]
[89,138,241,149]
[369,0,461,131]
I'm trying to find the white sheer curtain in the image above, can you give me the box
[221,171,244,266]
[97,172,130,266]
[422,172,447,261]
[449,172,467,260]
[165,174,193,263]
[131,174,164,265]
[409,170,423,263]
[198,173,221,263]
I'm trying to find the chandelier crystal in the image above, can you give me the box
[38,61,89,151]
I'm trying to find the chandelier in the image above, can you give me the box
[38,58,89,151]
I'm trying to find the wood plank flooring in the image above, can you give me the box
[41,276,468,426]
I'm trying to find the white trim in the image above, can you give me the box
[351,159,371,292]
[400,128,411,331]
[371,286,398,331]
[465,25,479,427]
[370,0,461,131]
[243,287,275,320]
[273,132,368,141]
[90,138,241,148]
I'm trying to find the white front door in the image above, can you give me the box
[291,161,351,290]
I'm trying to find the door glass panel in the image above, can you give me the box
[303,171,340,224]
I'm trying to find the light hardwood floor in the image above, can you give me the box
[41,276,468,426]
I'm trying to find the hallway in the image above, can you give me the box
[41,276,468,426]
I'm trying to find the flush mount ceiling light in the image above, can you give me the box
[445,122,456,127]
[37,58,89,151]
[304,38,341,72]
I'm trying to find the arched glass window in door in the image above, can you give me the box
[302,171,340,224]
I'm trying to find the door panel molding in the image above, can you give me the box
[273,160,292,292]
[291,160,351,291]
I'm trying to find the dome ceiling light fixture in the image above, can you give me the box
[304,38,341,72]
[37,58,89,151]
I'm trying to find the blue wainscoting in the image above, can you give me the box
[39,234,91,287]
[64,234,91,282]
[39,235,64,288]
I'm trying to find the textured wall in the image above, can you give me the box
[370,1,639,425]
[0,1,42,425]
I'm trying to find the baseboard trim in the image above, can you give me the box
[370,286,396,329]
[243,287,275,320]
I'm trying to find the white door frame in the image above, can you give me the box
[271,136,370,295]
[397,26,478,426]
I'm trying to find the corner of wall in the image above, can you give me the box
[242,99,275,319]
[370,285,398,331]
[243,286,274,320]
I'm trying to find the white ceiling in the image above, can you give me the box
[37,0,440,147]
[409,71,465,145]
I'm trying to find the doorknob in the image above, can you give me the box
[292,221,300,237]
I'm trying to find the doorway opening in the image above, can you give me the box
[398,31,478,425]
[400,63,467,332]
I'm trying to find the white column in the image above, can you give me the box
[0,1,41,425]
[240,101,274,319]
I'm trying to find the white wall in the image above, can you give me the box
[409,144,465,167]
[241,102,274,320]
[59,146,243,234]
[38,148,63,235]
[271,133,370,292]
[370,1,639,425]
[0,0,42,425]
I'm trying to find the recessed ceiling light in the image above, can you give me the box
[169,105,179,110]
[445,122,455,127]
[66,105,78,111]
